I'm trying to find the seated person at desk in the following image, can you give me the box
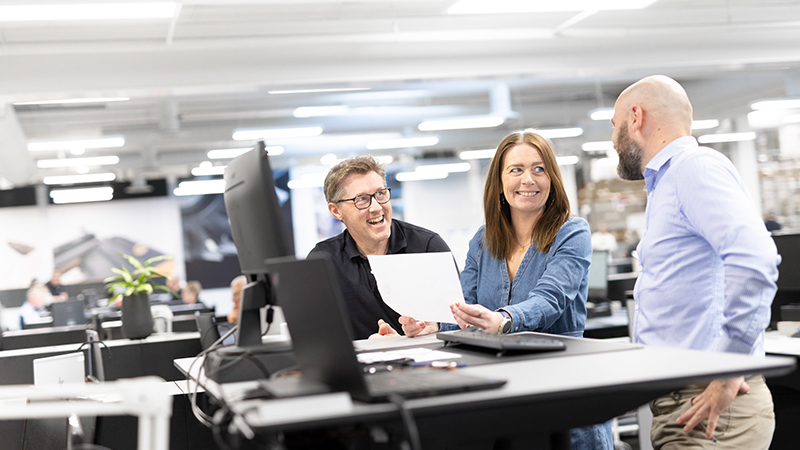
[226,275,247,324]
[19,283,50,329]
[45,269,69,302]
[309,155,451,340]
[181,280,202,305]
[393,130,613,450]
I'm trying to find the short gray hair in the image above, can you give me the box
[323,155,386,203]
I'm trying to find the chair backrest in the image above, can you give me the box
[195,312,221,350]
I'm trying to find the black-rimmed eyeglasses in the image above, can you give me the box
[335,188,391,210]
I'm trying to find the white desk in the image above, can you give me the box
[175,334,795,449]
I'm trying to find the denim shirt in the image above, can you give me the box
[444,217,592,337]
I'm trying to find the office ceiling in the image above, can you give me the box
[1,0,799,189]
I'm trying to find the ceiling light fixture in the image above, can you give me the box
[50,187,114,204]
[784,114,800,124]
[173,179,226,196]
[395,171,449,182]
[750,99,800,110]
[537,127,583,139]
[293,106,349,118]
[269,87,371,95]
[448,0,659,14]
[415,163,472,173]
[0,2,177,21]
[191,166,226,177]
[589,108,615,121]
[232,126,323,141]
[418,116,505,131]
[582,141,614,152]
[459,149,496,160]
[287,173,328,190]
[366,136,439,150]
[557,156,580,165]
[691,119,720,130]
[43,173,116,185]
[697,132,757,144]
[13,97,130,106]
[28,137,125,152]
[37,156,120,169]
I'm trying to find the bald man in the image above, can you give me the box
[612,75,779,449]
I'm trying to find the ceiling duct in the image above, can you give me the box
[0,104,34,187]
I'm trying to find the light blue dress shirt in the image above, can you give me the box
[633,136,779,357]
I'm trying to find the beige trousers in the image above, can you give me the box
[649,375,774,449]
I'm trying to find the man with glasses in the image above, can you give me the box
[310,155,451,340]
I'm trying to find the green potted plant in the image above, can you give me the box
[104,253,174,339]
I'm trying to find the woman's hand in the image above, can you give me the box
[368,319,400,339]
[450,302,505,333]
[399,316,439,337]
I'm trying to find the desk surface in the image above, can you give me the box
[765,330,800,356]
[175,334,795,441]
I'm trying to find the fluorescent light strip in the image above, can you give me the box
[697,132,757,144]
[50,187,114,204]
[418,116,505,131]
[207,146,284,159]
[448,0,658,14]
[751,99,800,110]
[537,127,583,139]
[173,179,226,196]
[0,3,177,21]
[294,106,349,118]
[288,173,328,190]
[395,171,449,182]
[691,119,720,130]
[459,149,496,160]
[415,163,471,173]
[28,137,125,152]
[232,127,323,141]
[43,173,116,185]
[14,97,130,106]
[37,156,120,169]
[582,141,614,152]
[191,166,226,177]
[269,87,371,95]
[366,136,439,150]
[785,114,800,124]
[557,156,580,166]
[589,108,615,121]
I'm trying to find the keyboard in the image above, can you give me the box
[437,329,566,352]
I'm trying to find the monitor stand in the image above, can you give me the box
[203,341,295,384]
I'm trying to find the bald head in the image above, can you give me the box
[617,75,693,135]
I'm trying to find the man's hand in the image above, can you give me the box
[399,316,439,337]
[676,376,749,439]
[368,319,401,339]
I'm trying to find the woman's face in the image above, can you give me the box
[501,143,551,221]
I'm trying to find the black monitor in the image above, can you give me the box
[223,140,293,347]
[770,232,800,328]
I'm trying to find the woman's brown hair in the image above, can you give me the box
[483,130,571,260]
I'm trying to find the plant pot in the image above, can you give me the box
[121,292,154,339]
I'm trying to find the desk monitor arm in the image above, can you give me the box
[235,277,273,347]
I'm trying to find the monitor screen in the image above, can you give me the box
[223,141,293,346]
[588,251,609,301]
[773,233,800,291]
[223,140,293,274]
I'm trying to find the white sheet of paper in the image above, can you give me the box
[367,252,462,323]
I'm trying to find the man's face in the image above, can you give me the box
[612,119,645,181]
[328,171,392,254]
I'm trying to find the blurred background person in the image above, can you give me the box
[19,283,50,329]
[764,213,781,232]
[591,223,618,253]
[45,269,69,302]
[227,275,247,324]
[181,280,202,305]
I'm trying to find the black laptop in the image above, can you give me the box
[51,299,86,327]
[261,254,506,403]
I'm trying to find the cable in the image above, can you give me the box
[387,394,421,450]
[187,324,239,428]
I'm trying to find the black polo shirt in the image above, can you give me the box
[309,219,451,340]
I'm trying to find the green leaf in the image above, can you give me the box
[144,254,173,266]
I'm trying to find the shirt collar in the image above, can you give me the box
[342,220,407,259]
[643,136,697,192]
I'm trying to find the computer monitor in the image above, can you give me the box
[770,232,800,328]
[588,251,609,301]
[223,140,293,347]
